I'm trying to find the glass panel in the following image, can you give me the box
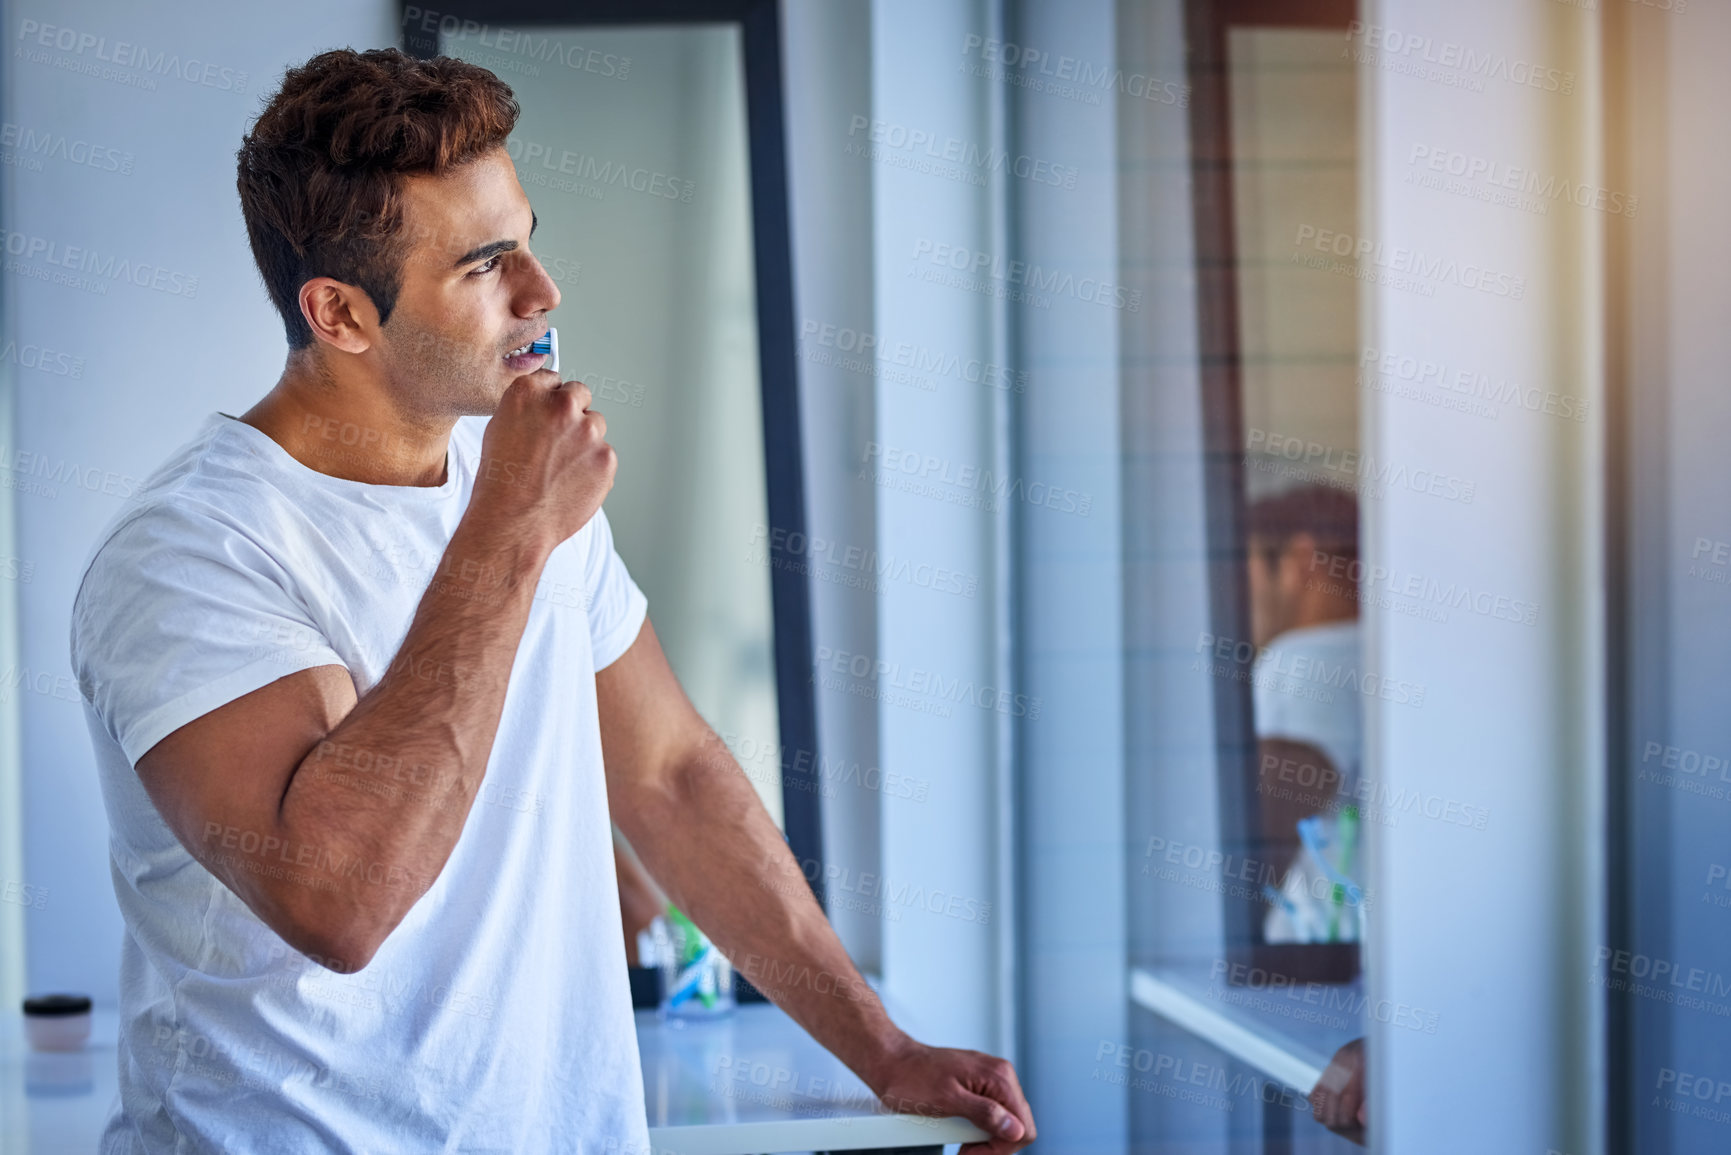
[441,24,783,829]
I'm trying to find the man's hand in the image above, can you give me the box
[865,1038,1036,1154]
[473,370,616,553]
[1310,1036,1366,1145]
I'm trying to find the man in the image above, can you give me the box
[69,48,1034,1154]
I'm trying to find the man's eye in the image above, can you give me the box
[470,256,501,277]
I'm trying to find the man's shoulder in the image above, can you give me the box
[72,422,307,618]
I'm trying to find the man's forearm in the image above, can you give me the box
[618,738,914,1092]
[264,517,549,969]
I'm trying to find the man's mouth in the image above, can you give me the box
[503,334,549,370]
[501,328,556,371]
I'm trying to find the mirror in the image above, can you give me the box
[1183,0,1365,987]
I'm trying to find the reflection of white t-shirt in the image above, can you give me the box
[1251,619,1363,793]
[71,413,652,1155]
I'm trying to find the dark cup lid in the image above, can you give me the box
[23,994,92,1017]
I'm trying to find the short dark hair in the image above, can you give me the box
[1246,484,1359,564]
[236,48,519,349]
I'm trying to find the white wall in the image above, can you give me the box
[3,0,398,1006]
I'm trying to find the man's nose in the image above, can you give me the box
[519,253,560,316]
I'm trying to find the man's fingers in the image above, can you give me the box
[970,1056,1036,1141]
[1339,1083,1365,1129]
[509,366,563,393]
[958,1089,1023,1142]
[1311,1043,1361,1128]
[556,378,593,411]
[993,1065,1036,1135]
[1314,1087,1348,1130]
[1312,1082,1366,1143]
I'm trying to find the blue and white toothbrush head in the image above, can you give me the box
[529,327,559,374]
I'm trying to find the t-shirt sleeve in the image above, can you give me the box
[580,506,648,671]
[70,503,347,767]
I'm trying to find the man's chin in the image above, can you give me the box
[463,388,509,418]
[454,382,510,418]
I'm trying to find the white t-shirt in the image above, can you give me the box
[69,412,653,1155]
[1250,619,1363,794]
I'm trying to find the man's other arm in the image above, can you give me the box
[1256,737,1347,880]
[599,621,1036,1153]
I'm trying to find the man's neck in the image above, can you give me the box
[239,357,453,488]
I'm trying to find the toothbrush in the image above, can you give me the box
[529,327,559,374]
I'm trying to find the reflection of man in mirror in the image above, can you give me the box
[1245,483,1368,1142]
[1244,484,1362,933]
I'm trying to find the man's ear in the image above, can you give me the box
[298,277,379,355]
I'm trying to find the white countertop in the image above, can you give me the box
[0,1000,984,1154]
